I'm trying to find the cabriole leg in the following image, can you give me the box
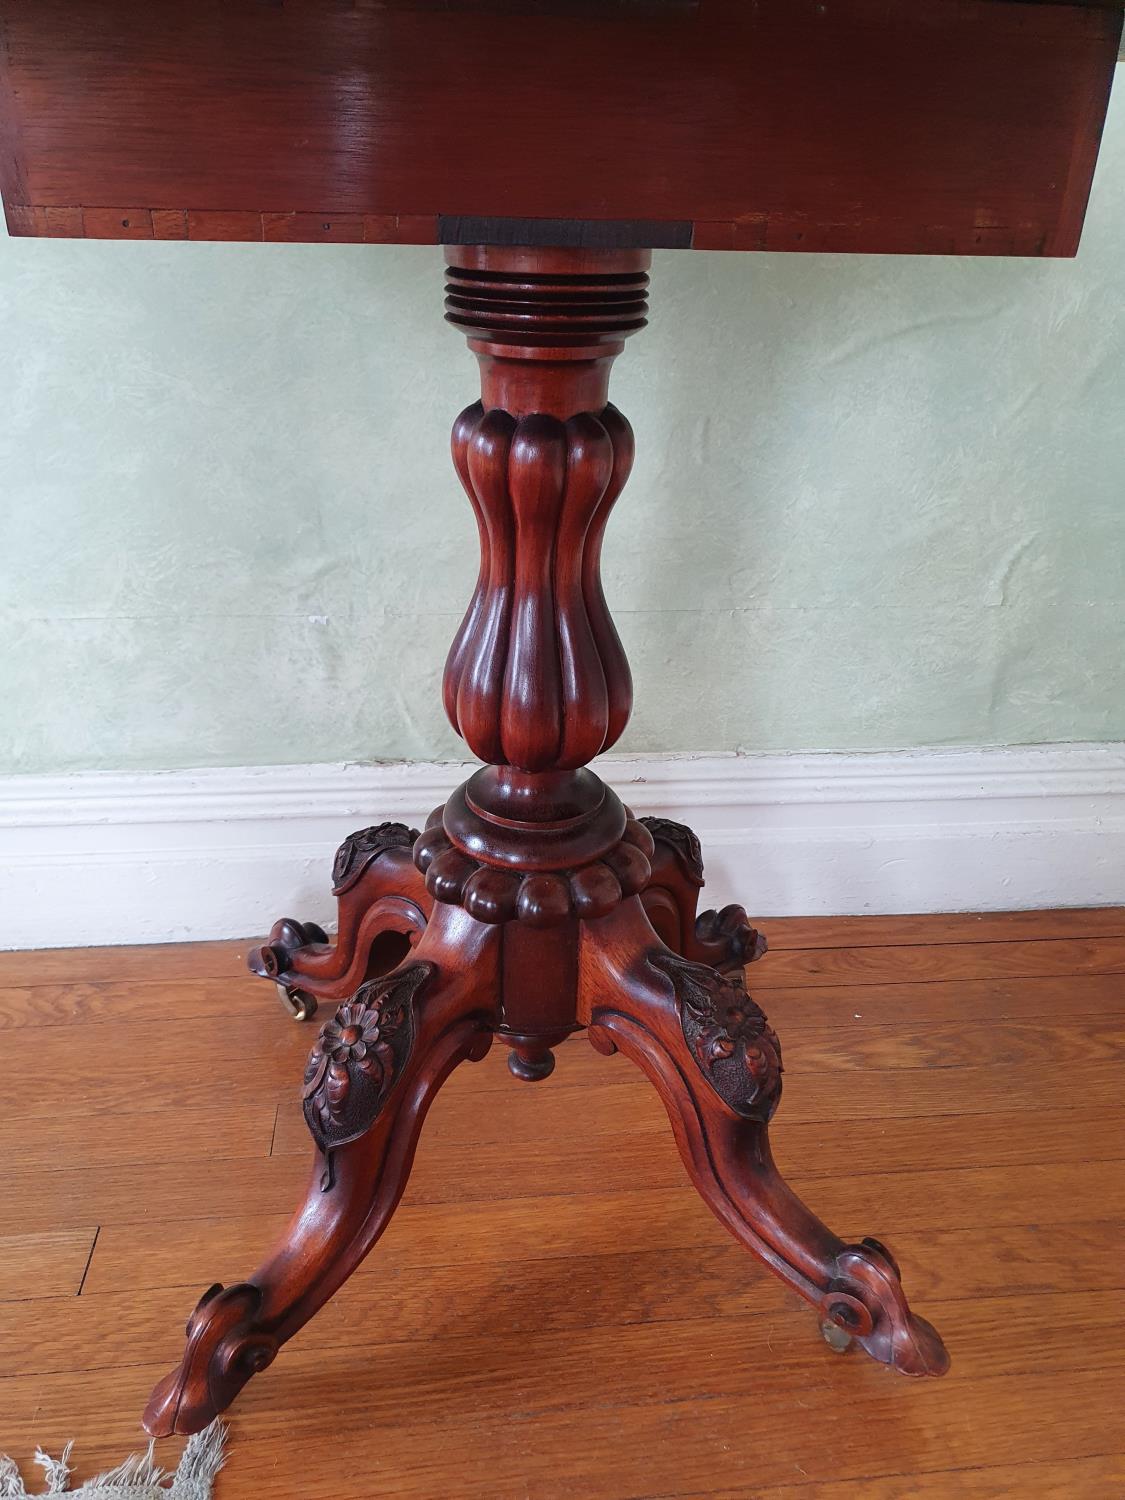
[144,905,499,1436]
[249,822,433,1019]
[580,899,950,1378]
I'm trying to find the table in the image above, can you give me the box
[3,0,1120,1441]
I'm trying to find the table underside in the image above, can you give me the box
[2,0,1121,257]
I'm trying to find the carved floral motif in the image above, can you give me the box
[641,817,704,886]
[331,821,419,895]
[648,950,782,1121]
[302,963,433,1154]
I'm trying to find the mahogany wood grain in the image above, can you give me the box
[2,0,1122,1453]
[1,1,1120,257]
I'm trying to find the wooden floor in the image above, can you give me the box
[2,910,1124,1498]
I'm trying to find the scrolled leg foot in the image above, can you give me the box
[144,1281,275,1436]
[580,900,949,1380]
[248,822,432,1007]
[145,906,499,1435]
[821,1238,950,1376]
[639,817,767,972]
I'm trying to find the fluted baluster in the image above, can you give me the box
[584,403,634,753]
[441,247,648,777]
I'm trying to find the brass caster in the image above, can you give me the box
[276,984,317,1022]
[820,1317,854,1354]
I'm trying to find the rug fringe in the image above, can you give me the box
[0,1455,27,1498]
[33,1443,74,1493]
[0,1423,226,1497]
[173,1423,227,1491]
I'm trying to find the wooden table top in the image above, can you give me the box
[1,1,1121,257]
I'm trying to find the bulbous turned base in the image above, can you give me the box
[413,766,656,925]
[148,804,947,1437]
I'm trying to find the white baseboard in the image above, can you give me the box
[2,744,1123,949]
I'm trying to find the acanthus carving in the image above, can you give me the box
[302,963,433,1155]
[648,949,782,1121]
[641,817,704,886]
[332,821,418,894]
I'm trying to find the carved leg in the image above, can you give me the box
[144,904,499,1436]
[249,822,433,1018]
[639,817,767,973]
[580,899,950,1377]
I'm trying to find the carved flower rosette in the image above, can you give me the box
[302,963,433,1154]
[649,951,783,1121]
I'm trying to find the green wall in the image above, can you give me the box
[3,87,1123,776]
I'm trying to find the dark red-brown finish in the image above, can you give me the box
[582,903,949,1379]
[7,0,1120,1450]
[1,1,1121,257]
[144,249,951,1436]
[442,248,645,770]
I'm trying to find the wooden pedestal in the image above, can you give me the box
[143,247,950,1438]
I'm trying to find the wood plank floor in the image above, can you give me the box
[1,911,1123,1498]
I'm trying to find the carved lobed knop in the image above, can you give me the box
[414,812,655,925]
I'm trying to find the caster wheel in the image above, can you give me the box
[276,984,318,1022]
[820,1317,854,1354]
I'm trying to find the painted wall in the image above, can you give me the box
[2,87,1123,776]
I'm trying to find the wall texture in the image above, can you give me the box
[2,87,1122,777]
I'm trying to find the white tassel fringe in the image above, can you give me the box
[0,1424,226,1498]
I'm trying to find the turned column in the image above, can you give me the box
[414,247,656,926]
